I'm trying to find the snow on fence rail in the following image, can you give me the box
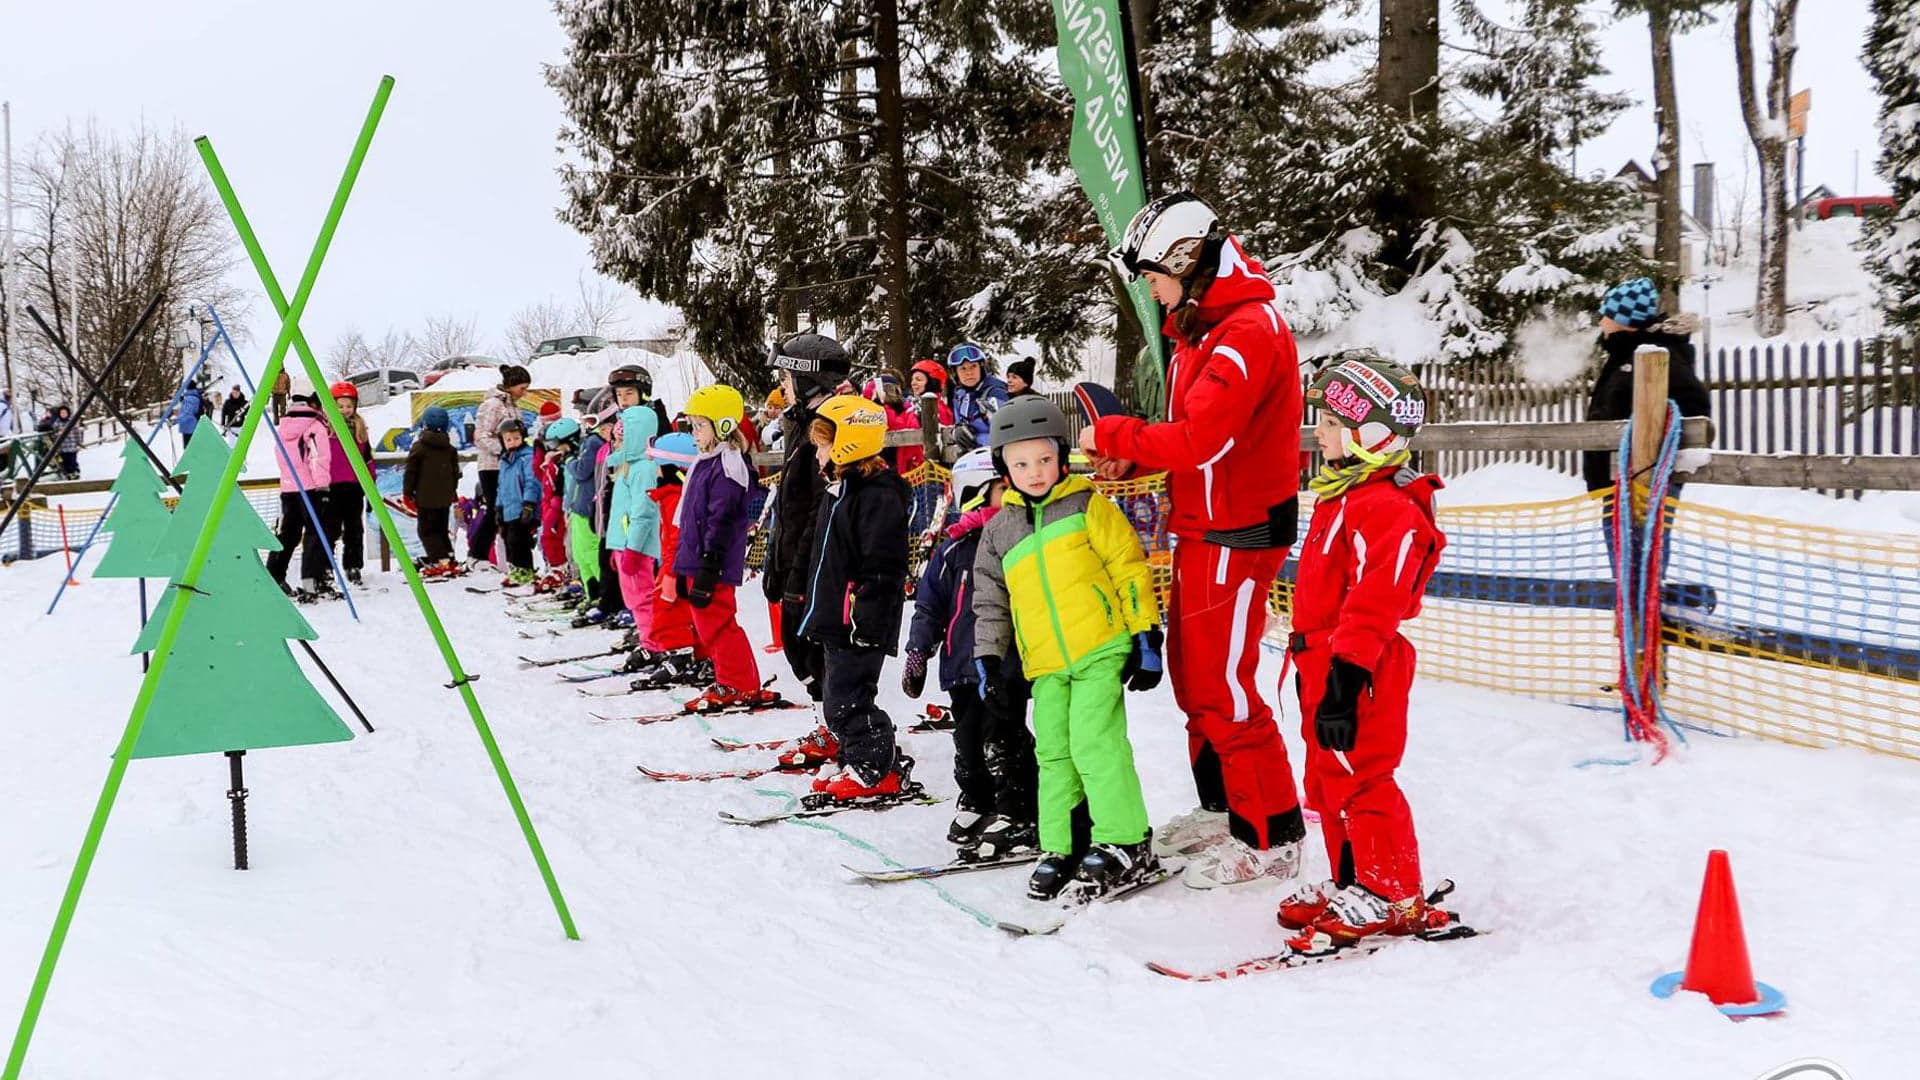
[1415,337,1920,484]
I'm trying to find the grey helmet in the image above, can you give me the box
[987,396,1072,478]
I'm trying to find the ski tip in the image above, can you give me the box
[1144,962,1195,980]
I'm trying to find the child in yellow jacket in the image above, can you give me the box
[972,397,1164,901]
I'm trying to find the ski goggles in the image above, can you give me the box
[946,343,989,369]
[768,341,824,373]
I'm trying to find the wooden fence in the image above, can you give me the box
[1415,336,1920,482]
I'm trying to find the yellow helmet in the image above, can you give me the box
[685,384,745,441]
[817,393,888,465]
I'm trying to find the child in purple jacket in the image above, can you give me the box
[677,385,776,712]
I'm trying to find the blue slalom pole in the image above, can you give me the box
[206,304,360,621]
[44,336,219,614]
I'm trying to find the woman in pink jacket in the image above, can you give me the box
[265,378,338,597]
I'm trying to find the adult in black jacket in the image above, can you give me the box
[1583,278,1711,493]
[763,333,853,702]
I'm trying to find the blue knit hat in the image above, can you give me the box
[421,406,450,433]
[1600,277,1661,329]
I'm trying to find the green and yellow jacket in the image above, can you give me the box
[972,474,1160,679]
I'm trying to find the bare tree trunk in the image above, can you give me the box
[871,0,913,373]
[1734,0,1800,337]
[1375,0,1441,277]
[1649,4,1684,311]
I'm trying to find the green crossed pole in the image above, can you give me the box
[6,76,575,1080]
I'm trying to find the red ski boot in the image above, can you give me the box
[684,685,782,714]
[1276,878,1341,931]
[775,726,840,771]
[1284,885,1452,954]
[809,754,914,801]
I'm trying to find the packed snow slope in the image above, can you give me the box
[2,545,1916,1078]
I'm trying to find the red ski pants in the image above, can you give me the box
[539,495,568,569]
[691,583,759,692]
[651,576,699,654]
[1294,633,1421,902]
[1168,541,1303,850]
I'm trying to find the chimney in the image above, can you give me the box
[1692,162,1715,233]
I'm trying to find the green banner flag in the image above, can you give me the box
[1052,0,1164,415]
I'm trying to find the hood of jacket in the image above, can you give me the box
[947,504,1000,539]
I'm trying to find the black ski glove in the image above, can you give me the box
[688,568,718,609]
[522,502,538,521]
[1121,627,1164,692]
[974,655,1002,703]
[1314,658,1372,753]
[901,649,929,699]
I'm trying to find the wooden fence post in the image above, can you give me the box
[918,395,941,464]
[1628,346,1671,523]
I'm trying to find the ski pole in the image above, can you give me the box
[0,294,163,542]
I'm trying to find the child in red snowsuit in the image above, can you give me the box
[1277,352,1452,952]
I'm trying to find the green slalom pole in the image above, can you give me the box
[198,144,579,946]
[3,79,394,1080]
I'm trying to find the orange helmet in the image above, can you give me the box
[330,381,359,401]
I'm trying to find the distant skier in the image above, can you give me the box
[606,403,662,642]
[221,385,249,433]
[174,383,206,447]
[494,418,541,588]
[623,431,713,690]
[945,342,1008,451]
[266,379,337,599]
[1278,352,1453,951]
[405,405,461,575]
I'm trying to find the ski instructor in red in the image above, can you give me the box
[1079,192,1307,889]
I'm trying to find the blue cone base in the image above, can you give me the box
[1649,971,1788,1016]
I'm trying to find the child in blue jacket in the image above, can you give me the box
[902,447,1037,860]
[494,417,540,587]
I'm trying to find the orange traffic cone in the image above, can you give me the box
[1650,850,1787,1017]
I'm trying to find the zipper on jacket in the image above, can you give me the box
[1092,583,1114,627]
[799,493,841,631]
[1029,501,1074,670]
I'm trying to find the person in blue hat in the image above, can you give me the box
[405,405,462,574]
[1585,277,1712,494]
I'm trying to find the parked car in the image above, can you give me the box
[531,335,609,359]
[1810,195,1896,220]
[421,354,502,387]
[343,367,423,406]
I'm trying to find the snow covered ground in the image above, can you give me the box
[3,536,1918,1078]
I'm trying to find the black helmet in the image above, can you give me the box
[608,364,652,398]
[497,417,527,437]
[769,334,852,401]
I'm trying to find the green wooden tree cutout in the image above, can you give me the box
[127,431,346,758]
[134,433,312,652]
[90,440,175,580]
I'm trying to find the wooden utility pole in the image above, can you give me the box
[872,0,913,372]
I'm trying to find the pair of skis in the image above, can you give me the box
[1143,881,1481,981]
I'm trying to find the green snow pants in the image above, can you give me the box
[1030,639,1150,853]
[567,512,601,587]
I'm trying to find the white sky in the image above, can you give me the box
[0,0,1890,366]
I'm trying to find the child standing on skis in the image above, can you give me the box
[790,394,914,801]
[607,404,662,639]
[404,405,461,574]
[904,446,1037,860]
[1277,352,1450,953]
[566,408,615,618]
[973,397,1164,900]
[624,431,713,689]
[494,418,540,587]
[677,385,777,712]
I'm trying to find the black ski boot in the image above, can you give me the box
[622,647,682,674]
[628,651,694,691]
[947,802,991,846]
[571,607,608,629]
[679,656,716,688]
[961,816,1038,863]
[1071,840,1158,898]
[1027,852,1079,901]
[346,569,364,586]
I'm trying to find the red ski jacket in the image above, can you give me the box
[1092,237,1305,544]
[1291,473,1447,672]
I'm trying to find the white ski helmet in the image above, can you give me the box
[287,375,318,404]
[1111,192,1224,284]
[949,447,999,510]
